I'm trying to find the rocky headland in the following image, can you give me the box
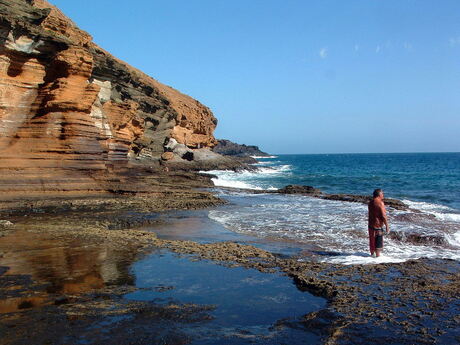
[213,139,269,159]
[0,0,247,201]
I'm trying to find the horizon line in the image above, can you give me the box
[269,151,460,155]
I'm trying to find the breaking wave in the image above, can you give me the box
[204,164,292,191]
[250,155,278,159]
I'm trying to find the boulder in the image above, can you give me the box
[164,138,178,151]
[172,143,192,157]
[277,185,322,195]
[161,152,174,161]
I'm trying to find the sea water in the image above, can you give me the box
[204,153,460,264]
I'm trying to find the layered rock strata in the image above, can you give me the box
[0,0,218,195]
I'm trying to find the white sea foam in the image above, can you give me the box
[254,160,281,166]
[403,199,460,222]
[204,164,291,191]
[446,231,460,247]
[209,193,460,265]
[319,254,406,265]
[433,213,460,222]
[251,155,278,159]
[257,165,292,174]
[211,178,263,190]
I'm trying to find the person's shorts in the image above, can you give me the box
[374,228,384,249]
[375,233,383,249]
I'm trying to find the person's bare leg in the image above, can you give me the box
[369,229,375,257]
[376,249,382,257]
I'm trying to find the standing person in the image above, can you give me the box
[368,189,390,257]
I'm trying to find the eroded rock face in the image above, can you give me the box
[0,0,217,193]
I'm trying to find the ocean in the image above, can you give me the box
[205,153,460,264]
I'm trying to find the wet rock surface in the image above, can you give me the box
[0,197,458,344]
[276,185,322,195]
[255,184,409,210]
[0,170,222,215]
[0,203,319,344]
[280,258,460,345]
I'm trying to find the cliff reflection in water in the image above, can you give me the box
[0,228,137,313]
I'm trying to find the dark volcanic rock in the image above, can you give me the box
[390,232,449,246]
[321,193,408,210]
[212,139,269,157]
[264,185,408,210]
[276,185,322,195]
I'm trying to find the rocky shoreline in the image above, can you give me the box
[1,180,459,344]
[0,1,458,343]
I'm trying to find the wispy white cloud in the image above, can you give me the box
[319,47,328,59]
[403,42,413,51]
[354,44,359,52]
[449,37,460,47]
[375,45,381,53]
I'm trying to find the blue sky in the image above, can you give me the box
[50,0,460,154]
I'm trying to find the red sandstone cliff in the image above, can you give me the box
[0,0,219,195]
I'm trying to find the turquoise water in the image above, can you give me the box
[206,153,460,264]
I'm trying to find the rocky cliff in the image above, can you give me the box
[0,0,219,196]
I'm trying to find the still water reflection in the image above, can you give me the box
[0,228,136,313]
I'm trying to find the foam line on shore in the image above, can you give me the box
[210,178,264,190]
[204,165,292,191]
[403,199,460,222]
[209,192,460,265]
[250,155,278,159]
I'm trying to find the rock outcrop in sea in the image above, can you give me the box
[0,0,237,195]
[212,139,269,157]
